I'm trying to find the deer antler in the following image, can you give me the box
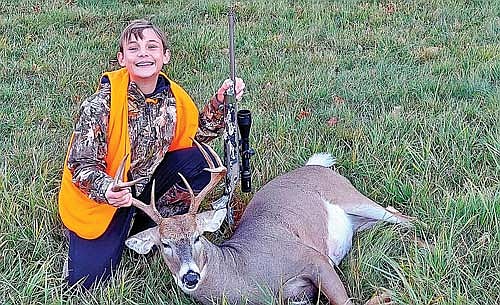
[131,181,163,224]
[112,140,226,223]
[178,139,227,214]
[111,154,162,224]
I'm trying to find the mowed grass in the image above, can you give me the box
[0,0,499,304]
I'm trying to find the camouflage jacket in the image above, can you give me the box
[67,74,224,203]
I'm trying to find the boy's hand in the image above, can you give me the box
[105,183,133,208]
[216,77,245,102]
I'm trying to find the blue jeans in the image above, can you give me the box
[66,146,213,288]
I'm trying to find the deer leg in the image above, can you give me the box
[282,275,318,305]
[312,257,354,305]
[346,201,412,232]
[324,173,413,231]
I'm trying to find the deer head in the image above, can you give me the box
[112,140,227,292]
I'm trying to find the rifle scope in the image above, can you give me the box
[237,109,254,193]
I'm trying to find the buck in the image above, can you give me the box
[117,142,411,305]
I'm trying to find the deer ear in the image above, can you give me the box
[196,208,227,233]
[125,226,159,254]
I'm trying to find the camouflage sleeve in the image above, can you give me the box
[66,84,114,204]
[195,95,225,143]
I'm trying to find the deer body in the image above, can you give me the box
[123,147,410,305]
[188,165,406,304]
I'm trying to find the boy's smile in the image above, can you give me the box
[117,28,170,94]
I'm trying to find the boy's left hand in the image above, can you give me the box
[216,77,245,102]
[105,183,133,208]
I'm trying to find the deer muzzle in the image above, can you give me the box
[182,270,200,290]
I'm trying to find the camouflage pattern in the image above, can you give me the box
[67,74,224,204]
[156,183,191,217]
[195,95,225,143]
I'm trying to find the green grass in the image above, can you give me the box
[1,0,499,304]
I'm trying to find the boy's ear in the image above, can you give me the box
[163,49,171,65]
[117,52,125,67]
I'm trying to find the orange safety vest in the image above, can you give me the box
[58,68,198,239]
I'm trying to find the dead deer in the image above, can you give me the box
[116,143,411,305]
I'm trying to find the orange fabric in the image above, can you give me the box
[58,68,198,239]
[167,75,199,151]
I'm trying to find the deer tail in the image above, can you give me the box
[305,153,336,168]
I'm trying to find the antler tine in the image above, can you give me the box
[111,154,148,192]
[177,173,197,212]
[178,141,227,214]
[179,169,224,214]
[191,138,224,169]
[113,154,129,186]
[193,168,225,212]
[192,139,226,175]
[131,180,163,224]
[112,154,161,223]
[201,143,224,169]
[192,138,214,168]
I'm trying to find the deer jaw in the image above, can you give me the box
[126,208,227,292]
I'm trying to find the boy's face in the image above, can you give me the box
[117,28,170,85]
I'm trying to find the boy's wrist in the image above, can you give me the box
[211,95,225,112]
[93,178,114,204]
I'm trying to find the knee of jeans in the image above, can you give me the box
[68,261,114,289]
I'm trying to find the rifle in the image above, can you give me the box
[212,7,254,225]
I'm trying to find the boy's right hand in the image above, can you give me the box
[216,77,245,102]
[105,183,133,208]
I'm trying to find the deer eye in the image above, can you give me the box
[162,242,171,249]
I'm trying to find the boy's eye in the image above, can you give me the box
[148,45,159,49]
[128,47,138,51]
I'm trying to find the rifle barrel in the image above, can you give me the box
[228,8,236,87]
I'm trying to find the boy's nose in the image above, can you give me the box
[136,47,149,56]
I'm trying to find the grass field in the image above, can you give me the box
[0,0,499,304]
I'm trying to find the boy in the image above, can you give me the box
[58,19,245,288]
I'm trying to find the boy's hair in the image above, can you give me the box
[119,19,168,52]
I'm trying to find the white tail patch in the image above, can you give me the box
[305,153,336,168]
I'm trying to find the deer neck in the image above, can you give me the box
[203,239,241,274]
[197,239,247,293]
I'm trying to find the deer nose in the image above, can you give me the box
[182,270,200,289]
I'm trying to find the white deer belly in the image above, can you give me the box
[322,199,353,266]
